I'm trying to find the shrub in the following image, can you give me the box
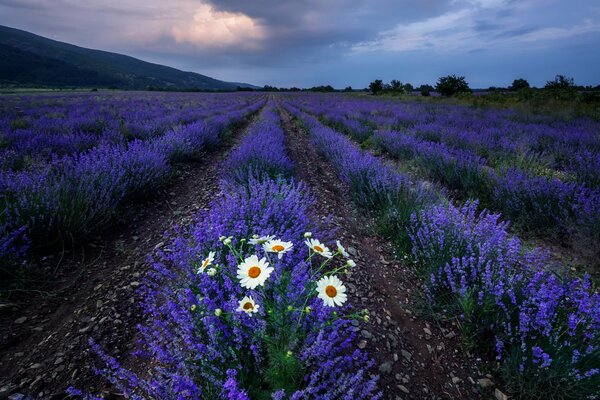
[510,79,530,91]
[435,75,471,97]
[368,79,384,95]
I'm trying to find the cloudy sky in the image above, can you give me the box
[1,0,599,88]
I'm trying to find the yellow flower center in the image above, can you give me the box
[272,244,285,252]
[248,266,261,278]
[325,285,337,298]
[314,245,324,253]
[202,258,210,268]
[243,302,254,310]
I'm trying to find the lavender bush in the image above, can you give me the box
[409,201,599,399]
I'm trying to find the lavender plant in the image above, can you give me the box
[409,201,599,399]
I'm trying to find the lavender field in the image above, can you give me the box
[1,91,598,400]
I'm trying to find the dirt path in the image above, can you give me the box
[0,116,258,399]
[280,109,483,400]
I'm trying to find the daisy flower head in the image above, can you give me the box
[304,232,312,238]
[249,234,275,245]
[316,275,347,307]
[236,296,260,315]
[346,259,356,268]
[305,238,333,258]
[336,240,350,257]
[263,239,293,259]
[236,255,274,289]
[206,268,217,276]
[197,251,215,274]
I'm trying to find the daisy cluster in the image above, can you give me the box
[79,103,381,399]
[1,93,265,269]
[284,99,600,399]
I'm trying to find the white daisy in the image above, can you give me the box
[316,275,348,307]
[305,239,333,258]
[263,239,293,259]
[206,268,217,276]
[236,255,274,289]
[236,296,260,315]
[346,259,356,268]
[336,240,350,257]
[249,234,275,245]
[197,251,215,274]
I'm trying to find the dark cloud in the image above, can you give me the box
[0,0,598,86]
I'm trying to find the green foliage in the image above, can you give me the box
[510,78,530,91]
[435,75,471,97]
[544,74,575,90]
[369,79,384,95]
[419,84,433,96]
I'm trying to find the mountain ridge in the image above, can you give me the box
[0,25,257,91]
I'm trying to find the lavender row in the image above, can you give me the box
[289,94,600,187]
[222,103,293,185]
[1,92,263,170]
[77,105,381,398]
[284,103,599,399]
[292,96,600,263]
[0,97,265,268]
[372,129,600,239]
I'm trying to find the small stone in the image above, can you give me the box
[444,331,456,339]
[361,330,373,339]
[452,376,462,384]
[423,327,432,336]
[54,358,64,365]
[379,362,393,374]
[14,317,27,324]
[397,385,410,394]
[30,363,43,369]
[401,349,412,361]
[478,378,494,388]
[495,389,508,400]
[357,340,367,349]
[78,326,91,333]
[96,300,103,308]
[130,281,141,287]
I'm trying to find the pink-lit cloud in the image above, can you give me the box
[171,3,265,49]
